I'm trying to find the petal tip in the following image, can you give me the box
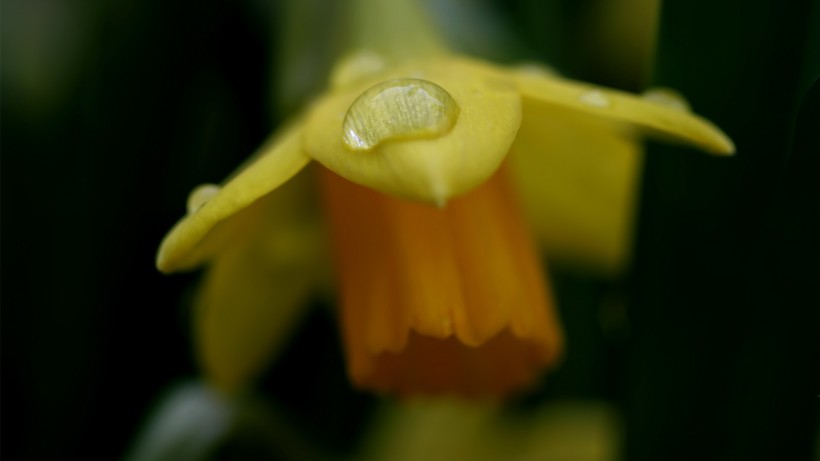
[716,134,736,156]
[155,251,171,274]
[155,238,177,274]
[701,126,735,156]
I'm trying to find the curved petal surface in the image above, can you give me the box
[510,108,642,273]
[194,172,325,392]
[304,57,521,204]
[157,123,311,273]
[513,71,734,155]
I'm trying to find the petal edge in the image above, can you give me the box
[514,72,735,155]
[157,122,311,273]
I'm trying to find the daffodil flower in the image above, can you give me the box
[156,0,732,397]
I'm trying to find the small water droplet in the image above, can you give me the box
[579,90,611,108]
[330,51,387,89]
[641,88,690,111]
[342,79,460,151]
[187,183,220,214]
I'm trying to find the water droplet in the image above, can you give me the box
[187,183,220,214]
[342,79,460,151]
[579,90,611,108]
[641,88,690,111]
[330,51,387,89]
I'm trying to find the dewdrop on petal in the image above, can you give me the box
[342,79,461,151]
[641,87,691,112]
[186,184,221,215]
[578,90,611,108]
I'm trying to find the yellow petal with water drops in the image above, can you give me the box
[156,122,311,273]
[510,108,642,273]
[194,173,324,393]
[341,79,461,152]
[512,71,735,155]
[304,57,521,204]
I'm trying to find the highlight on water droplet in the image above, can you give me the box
[641,87,691,111]
[342,78,460,152]
[186,183,221,214]
[330,51,387,89]
[515,62,560,78]
[579,90,611,108]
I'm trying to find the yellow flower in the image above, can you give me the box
[156,2,732,398]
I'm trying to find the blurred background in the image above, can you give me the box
[2,0,819,460]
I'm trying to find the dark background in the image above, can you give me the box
[3,0,818,460]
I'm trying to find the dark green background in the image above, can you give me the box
[3,0,818,460]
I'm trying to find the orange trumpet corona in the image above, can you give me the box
[319,164,564,396]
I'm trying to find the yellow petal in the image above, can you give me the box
[513,71,735,155]
[195,245,313,393]
[194,174,325,393]
[510,109,642,273]
[304,57,521,204]
[156,122,311,273]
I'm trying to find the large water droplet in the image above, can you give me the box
[342,79,460,152]
[187,183,220,214]
[579,90,611,108]
[641,88,690,111]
